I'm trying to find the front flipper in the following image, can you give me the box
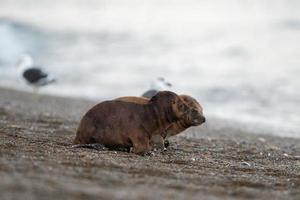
[130,131,151,155]
[164,139,170,148]
[150,134,166,152]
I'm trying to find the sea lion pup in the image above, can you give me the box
[116,94,205,148]
[73,91,201,155]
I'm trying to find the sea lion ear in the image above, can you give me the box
[168,100,176,106]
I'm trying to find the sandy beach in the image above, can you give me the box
[0,87,299,200]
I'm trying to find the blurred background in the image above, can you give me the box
[0,0,299,137]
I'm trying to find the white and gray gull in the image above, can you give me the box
[16,54,56,89]
[141,77,172,98]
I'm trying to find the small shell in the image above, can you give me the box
[241,161,251,167]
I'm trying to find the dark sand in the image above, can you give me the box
[0,87,299,200]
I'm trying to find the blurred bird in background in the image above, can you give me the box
[142,77,172,98]
[16,54,56,98]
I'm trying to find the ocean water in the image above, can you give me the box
[0,0,299,137]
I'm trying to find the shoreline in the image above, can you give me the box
[1,86,297,140]
[0,87,300,200]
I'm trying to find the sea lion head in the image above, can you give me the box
[179,95,206,126]
[150,91,186,121]
[150,91,204,125]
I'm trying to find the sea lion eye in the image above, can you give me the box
[192,110,198,117]
[178,103,182,108]
[178,103,185,111]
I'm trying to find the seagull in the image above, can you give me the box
[142,77,172,98]
[16,54,56,96]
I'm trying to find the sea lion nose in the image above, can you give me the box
[202,116,206,123]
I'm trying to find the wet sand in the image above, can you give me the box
[0,87,299,200]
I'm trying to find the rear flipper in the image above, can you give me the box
[72,143,107,150]
[72,144,131,152]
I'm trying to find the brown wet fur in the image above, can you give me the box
[74,91,196,154]
[116,94,205,148]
